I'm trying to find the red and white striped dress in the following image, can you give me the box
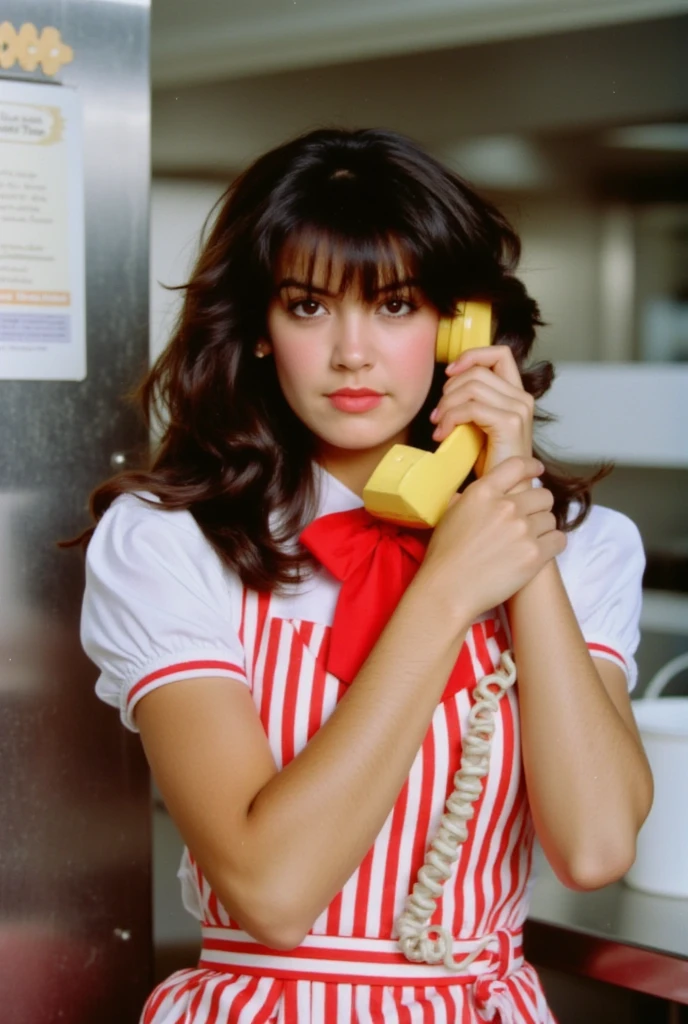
[82,467,644,1024]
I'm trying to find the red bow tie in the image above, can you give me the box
[300,508,473,702]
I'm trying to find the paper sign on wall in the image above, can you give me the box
[0,79,86,381]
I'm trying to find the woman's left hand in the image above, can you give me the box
[429,345,534,478]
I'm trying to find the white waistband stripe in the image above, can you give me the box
[199,927,524,984]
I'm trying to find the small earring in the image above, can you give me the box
[254,343,270,359]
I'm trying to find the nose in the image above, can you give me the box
[331,312,374,371]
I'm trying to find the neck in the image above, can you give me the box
[317,432,408,497]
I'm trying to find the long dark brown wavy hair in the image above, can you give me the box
[73,127,609,590]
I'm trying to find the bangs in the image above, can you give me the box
[245,129,513,315]
[272,225,420,303]
[252,150,461,312]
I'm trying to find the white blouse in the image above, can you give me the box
[81,467,645,731]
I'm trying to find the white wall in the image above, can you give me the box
[150,179,225,363]
[512,198,602,364]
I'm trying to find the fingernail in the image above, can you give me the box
[445,362,456,373]
[429,408,439,422]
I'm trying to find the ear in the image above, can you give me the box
[254,339,273,358]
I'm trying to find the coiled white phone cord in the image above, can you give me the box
[395,649,517,971]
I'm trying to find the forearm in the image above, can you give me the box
[240,566,470,940]
[508,560,652,889]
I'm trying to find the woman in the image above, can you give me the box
[80,127,652,1023]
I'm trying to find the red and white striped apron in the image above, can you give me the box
[141,590,557,1024]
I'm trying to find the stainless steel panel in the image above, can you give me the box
[0,2,152,1022]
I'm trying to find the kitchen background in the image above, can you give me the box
[148,2,688,1020]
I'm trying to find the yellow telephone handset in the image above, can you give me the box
[362,301,492,528]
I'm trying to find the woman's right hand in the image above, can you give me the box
[418,456,566,625]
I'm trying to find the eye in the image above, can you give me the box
[381,297,416,317]
[289,298,326,318]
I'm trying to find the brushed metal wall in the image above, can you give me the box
[0,2,152,1022]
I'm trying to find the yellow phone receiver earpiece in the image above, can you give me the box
[435,301,492,363]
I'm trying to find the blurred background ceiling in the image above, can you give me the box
[152,0,686,85]
[150,0,688,199]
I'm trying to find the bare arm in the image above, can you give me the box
[507,561,653,891]
[139,573,469,948]
[136,456,558,949]
[429,342,652,890]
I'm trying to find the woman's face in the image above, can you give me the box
[265,245,439,474]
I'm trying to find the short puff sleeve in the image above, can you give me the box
[557,505,645,690]
[81,494,247,732]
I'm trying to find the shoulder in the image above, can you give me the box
[90,492,225,570]
[85,491,243,613]
[557,503,645,690]
[93,491,209,545]
[557,503,645,584]
[82,492,248,731]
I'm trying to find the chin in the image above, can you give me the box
[303,406,414,454]
[318,430,406,455]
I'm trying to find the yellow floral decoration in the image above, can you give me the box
[0,22,74,76]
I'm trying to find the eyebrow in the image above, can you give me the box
[277,277,418,296]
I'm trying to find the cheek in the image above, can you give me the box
[266,309,319,394]
[274,341,322,398]
[391,325,437,395]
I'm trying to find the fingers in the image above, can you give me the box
[526,510,558,538]
[431,396,530,442]
[512,490,565,552]
[433,366,532,421]
[442,364,515,399]
[431,365,534,445]
[441,365,523,408]
[513,485,555,515]
[479,456,544,494]
[485,469,565,557]
[445,344,523,388]
[539,527,568,560]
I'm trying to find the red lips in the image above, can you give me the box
[327,389,385,412]
[328,388,384,397]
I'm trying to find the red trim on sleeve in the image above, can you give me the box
[587,643,626,667]
[128,659,246,705]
